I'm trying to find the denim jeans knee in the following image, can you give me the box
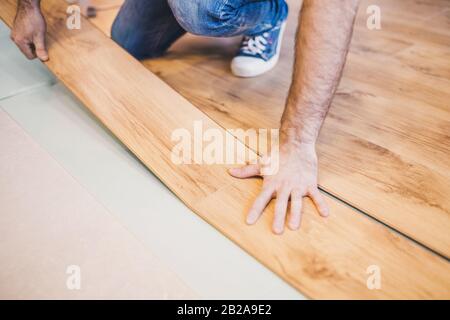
[168,0,288,37]
[167,0,237,36]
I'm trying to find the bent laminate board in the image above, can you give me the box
[132,0,450,257]
[1,0,449,298]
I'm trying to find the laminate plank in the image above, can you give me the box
[1,0,449,298]
[89,7,120,37]
[88,0,123,37]
[132,0,450,257]
[196,182,450,299]
[87,0,124,9]
[394,42,450,80]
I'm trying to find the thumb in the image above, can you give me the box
[228,163,260,178]
[33,32,48,61]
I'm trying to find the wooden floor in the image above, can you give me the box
[1,0,449,298]
[89,0,450,258]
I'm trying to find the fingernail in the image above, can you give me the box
[273,225,284,235]
[288,222,299,230]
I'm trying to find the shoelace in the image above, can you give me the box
[241,32,270,56]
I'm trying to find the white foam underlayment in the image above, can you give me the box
[0,20,304,299]
[0,19,8,37]
[0,109,196,299]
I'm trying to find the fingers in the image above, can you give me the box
[10,32,48,61]
[246,187,329,233]
[272,189,290,234]
[308,188,330,217]
[229,163,260,179]
[33,32,49,61]
[14,38,36,59]
[288,190,303,230]
[246,187,274,225]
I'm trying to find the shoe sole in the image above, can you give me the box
[231,21,287,78]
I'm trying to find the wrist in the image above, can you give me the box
[280,125,317,147]
[279,136,316,155]
[280,102,322,147]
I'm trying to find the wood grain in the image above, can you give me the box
[1,0,449,298]
[113,0,449,257]
[85,0,123,36]
[88,0,450,257]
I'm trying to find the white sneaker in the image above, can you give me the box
[231,21,287,78]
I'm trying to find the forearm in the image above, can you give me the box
[280,0,359,145]
[18,0,41,8]
[17,0,41,15]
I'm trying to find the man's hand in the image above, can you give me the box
[229,142,329,234]
[11,0,48,61]
[229,0,359,233]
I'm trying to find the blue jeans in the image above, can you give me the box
[111,0,288,59]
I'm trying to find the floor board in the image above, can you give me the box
[89,0,450,256]
[111,0,450,257]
